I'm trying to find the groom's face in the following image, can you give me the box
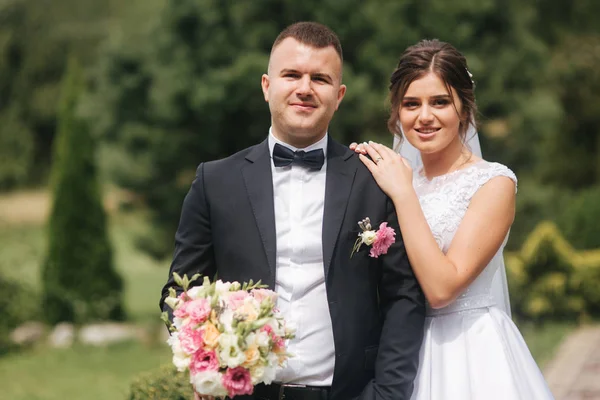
[261,38,346,148]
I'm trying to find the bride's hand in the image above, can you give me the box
[358,141,414,200]
[194,392,214,400]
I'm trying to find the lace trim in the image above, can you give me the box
[414,161,517,253]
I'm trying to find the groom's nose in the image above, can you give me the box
[296,75,313,96]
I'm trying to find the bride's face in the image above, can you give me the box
[399,72,464,155]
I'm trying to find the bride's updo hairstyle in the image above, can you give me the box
[387,39,477,141]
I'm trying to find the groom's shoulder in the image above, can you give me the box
[201,141,266,171]
[329,138,385,193]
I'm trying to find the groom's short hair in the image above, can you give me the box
[270,21,343,63]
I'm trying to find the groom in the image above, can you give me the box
[160,22,425,400]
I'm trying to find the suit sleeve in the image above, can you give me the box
[357,197,426,400]
[159,163,217,320]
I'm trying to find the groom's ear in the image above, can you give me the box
[335,84,346,110]
[261,74,270,102]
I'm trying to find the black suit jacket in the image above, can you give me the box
[160,137,425,400]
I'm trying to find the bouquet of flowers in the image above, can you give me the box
[161,273,295,399]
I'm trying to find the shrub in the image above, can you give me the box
[41,58,125,324]
[0,276,40,355]
[506,221,600,323]
[128,365,193,400]
[507,179,570,251]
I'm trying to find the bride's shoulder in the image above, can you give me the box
[474,160,517,192]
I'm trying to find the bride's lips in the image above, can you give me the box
[415,127,441,139]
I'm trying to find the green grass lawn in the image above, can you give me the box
[0,212,169,322]
[0,212,173,400]
[0,342,171,400]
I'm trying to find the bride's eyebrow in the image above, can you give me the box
[402,94,451,101]
[431,95,452,100]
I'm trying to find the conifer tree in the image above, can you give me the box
[42,58,125,324]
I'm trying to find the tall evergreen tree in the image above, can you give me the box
[42,57,124,324]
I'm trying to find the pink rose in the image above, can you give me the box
[369,223,396,258]
[222,366,254,397]
[179,325,204,354]
[173,300,190,319]
[190,348,219,373]
[261,324,284,348]
[251,288,277,304]
[187,298,211,325]
[227,291,249,310]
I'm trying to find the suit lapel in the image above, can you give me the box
[322,138,357,281]
[241,141,277,281]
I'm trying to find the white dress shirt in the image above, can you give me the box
[268,130,335,385]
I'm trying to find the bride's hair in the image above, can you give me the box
[387,39,477,142]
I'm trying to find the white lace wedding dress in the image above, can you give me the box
[410,160,554,400]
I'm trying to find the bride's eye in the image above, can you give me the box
[402,101,419,109]
[432,99,450,107]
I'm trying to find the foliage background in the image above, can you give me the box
[0,1,598,398]
[1,0,598,255]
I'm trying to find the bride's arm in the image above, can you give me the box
[359,142,515,309]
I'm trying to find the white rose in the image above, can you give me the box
[249,364,265,385]
[261,364,278,385]
[191,370,228,397]
[219,308,235,332]
[360,230,377,246]
[218,333,246,368]
[186,286,209,299]
[167,333,190,371]
[256,331,270,348]
[245,333,257,347]
[172,316,184,330]
[266,352,279,367]
[167,332,183,353]
[215,280,232,295]
[172,352,190,372]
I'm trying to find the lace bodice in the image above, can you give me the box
[414,160,517,316]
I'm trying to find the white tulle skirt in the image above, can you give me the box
[411,307,555,400]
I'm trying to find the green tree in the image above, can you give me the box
[86,0,564,257]
[0,0,143,189]
[42,58,124,324]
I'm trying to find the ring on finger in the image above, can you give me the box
[375,156,383,163]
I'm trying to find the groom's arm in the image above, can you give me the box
[358,197,426,400]
[159,163,217,319]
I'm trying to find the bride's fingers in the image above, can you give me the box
[355,142,369,154]
[369,141,396,159]
[349,142,358,150]
[363,144,383,164]
[358,154,377,173]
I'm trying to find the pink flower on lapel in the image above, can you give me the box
[351,217,396,258]
[369,222,396,258]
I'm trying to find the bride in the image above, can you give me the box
[352,39,554,399]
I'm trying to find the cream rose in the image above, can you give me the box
[360,230,377,246]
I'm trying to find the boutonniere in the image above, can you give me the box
[351,217,396,258]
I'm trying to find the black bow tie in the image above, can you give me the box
[272,143,325,170]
